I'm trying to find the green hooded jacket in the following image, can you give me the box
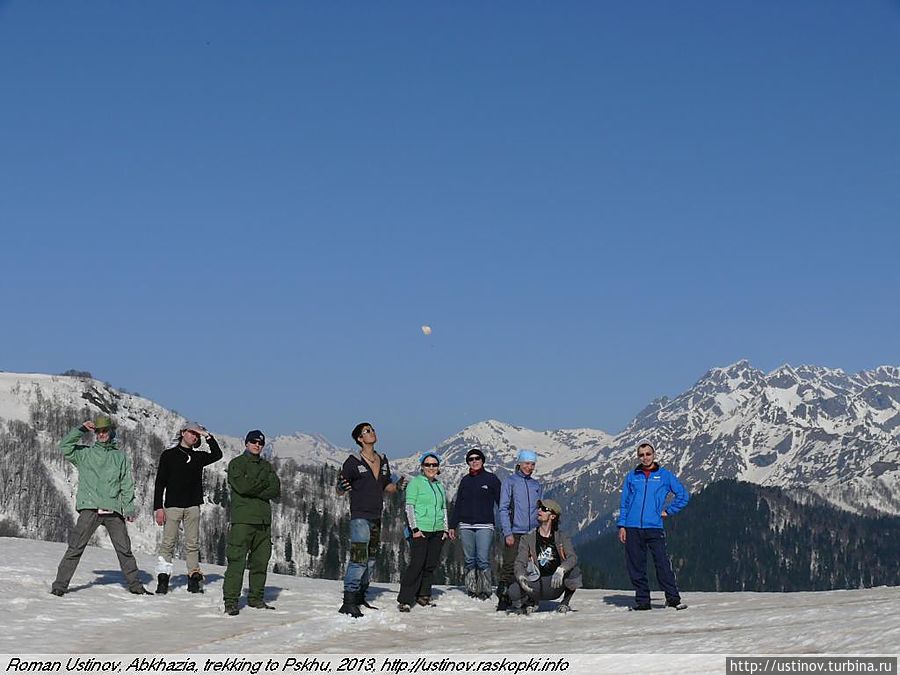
[59,426,136,517]
[405,474,448,533]
[227,451,281,525]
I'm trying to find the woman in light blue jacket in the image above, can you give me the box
[617,441,690,611]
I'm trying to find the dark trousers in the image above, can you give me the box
[624,527,680,603]
[52,510,141,593]
[223,523,272,605]
[497,533,522,596]
[508,573,579,609]
[397,531,444,605]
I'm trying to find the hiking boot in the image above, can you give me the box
[155,573,170,595]
[416,595,435,607]
[398,603,411,613]
[50,588,65,597]
[464,569,479,597]
[248,599,275,610]
[496,594,510,612]
[558,587,574,612]
[225,604,239,616]
[338,591,363,618]
[356,589,378,610]
[187,571,204,594]
[632,602,652,611]
[129,585,152,595]
[666,598,687,610]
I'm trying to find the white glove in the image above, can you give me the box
[517,575,534,594]
[551,567,565,589]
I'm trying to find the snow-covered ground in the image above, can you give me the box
[1,537,898,658]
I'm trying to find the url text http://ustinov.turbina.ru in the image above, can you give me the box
[726,657,897,674]
[4,656,572,674]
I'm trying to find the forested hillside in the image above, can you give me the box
[579,480,900,591]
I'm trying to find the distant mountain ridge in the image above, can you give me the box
[1,360,897,552]
[403,360,900,538]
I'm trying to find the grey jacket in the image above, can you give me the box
[514,528,580,581]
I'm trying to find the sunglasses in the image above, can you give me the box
[538,504,554,514]
[466,456,483,463]
[360,428,375,435]
[248,440,265,446]
[95,428,111,434]
[422,463,439,468]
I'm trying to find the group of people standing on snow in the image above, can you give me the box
[47,415,690,617]
[49,416,279,616]
[335,422,691,616]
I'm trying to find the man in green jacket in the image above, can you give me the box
[51,416,151,596]
[223,429,281,616]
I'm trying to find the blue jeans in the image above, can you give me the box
[624,527,680,603]
[343,518,380,593]
[458,527,494,571]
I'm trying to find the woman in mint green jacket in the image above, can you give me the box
[397,452,448,611]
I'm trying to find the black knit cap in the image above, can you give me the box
[465,448,485,463]
[245,429,266,445]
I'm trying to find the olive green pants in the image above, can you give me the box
[223,523,272,605]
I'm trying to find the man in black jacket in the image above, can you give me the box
[152,421,223,594]
[336,422,406,618]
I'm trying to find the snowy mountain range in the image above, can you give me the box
[1,360,897,550]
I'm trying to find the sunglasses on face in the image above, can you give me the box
[361,428,375,435]
[422,463,439,468]
[466,457,482,463]
[248,440,265,446]
[95,428,111,434]
[538,505,554,513]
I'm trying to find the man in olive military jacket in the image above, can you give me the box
[223,429,281,616]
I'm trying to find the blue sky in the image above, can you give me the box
[2,2,898,455]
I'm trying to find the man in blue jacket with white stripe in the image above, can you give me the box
[496,449,542,611]
[617,440,690,610]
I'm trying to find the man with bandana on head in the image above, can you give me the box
[152,421,223,595]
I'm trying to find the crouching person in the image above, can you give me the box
[508,499,581,614]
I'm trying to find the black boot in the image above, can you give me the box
[187,571,204,594]
[155,573,170,595]
[557,588,575,613]
[338,591,363,618]
[356,588,379,610]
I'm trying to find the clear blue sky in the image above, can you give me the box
[2,2,898,455]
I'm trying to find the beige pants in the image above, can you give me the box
[158,505,202,573]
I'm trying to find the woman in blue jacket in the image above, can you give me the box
[496,449,542,611]
[617,441,690,610]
